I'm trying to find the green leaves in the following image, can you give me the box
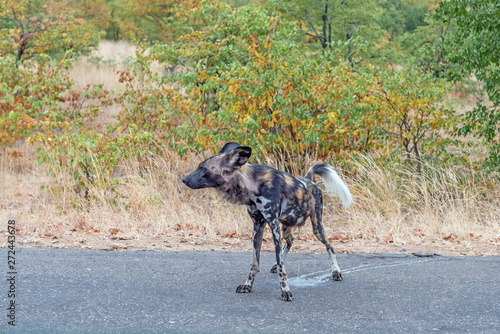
[153,0,458,172]
[434,0,500,171]
[0,0,100,66]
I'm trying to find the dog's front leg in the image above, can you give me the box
[270,220,293,301]
[271,226,293,273]
[236,211,266,294]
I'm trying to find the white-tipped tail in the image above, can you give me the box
[307,164,353,209]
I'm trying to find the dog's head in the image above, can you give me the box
[182,142,252,189]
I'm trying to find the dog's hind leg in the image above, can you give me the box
[310,203,343,281]
[236,211,266,294]
[270,220,294,301]
[270,226,293,273]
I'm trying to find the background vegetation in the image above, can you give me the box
[1,0,499,253]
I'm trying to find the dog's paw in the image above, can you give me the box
[281,290,294,301]
[332,271,343,281]
[270,264,278,273]
[236,284,252,293]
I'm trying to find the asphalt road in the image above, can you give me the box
[1,248,499,333]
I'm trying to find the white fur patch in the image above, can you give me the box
[309,165,353,209]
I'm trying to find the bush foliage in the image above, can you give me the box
[1,0,497,204]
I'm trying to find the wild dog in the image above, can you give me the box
[182,142,353,301]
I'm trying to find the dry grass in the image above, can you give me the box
[67,40,135,92]
[0,144,251,248]
[93,40,137,61]
[1,41,499,255]
[346,156,500,242]
[67,59,127,92]
[2,142,499,255]
[67,40,164,90]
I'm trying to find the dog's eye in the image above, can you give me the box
[199,166,207,173]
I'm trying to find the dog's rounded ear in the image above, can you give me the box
[227,146,252,168]
[219,142,241,154]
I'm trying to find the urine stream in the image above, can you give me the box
[288,258,437,287]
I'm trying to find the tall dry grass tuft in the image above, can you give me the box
[347,155,500,242]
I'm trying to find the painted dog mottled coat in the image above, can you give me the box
[182,142,353,301]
